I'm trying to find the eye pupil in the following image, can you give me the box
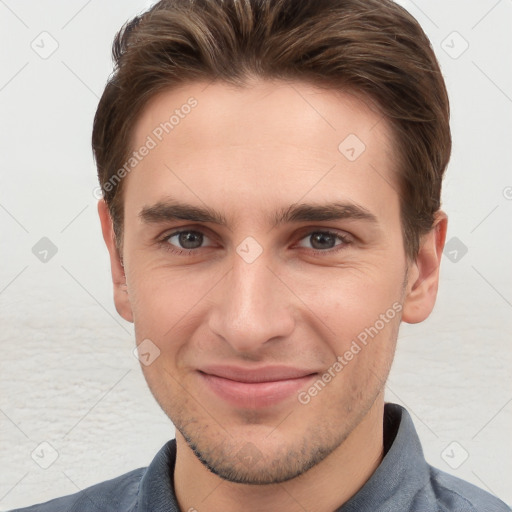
[179,231,203,249]
[311,232,336,250]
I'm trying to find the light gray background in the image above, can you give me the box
[0,0,511,509]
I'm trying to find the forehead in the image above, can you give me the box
[125,79,400,229]
[132,79,392,153]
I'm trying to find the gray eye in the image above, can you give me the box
[297,231,345,251]
[167,231,209,249]
[310,232,337,250]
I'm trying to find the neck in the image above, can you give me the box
[174,398,385,512]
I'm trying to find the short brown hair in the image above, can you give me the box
[92,0,451,262]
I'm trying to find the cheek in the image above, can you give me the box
[128,262,207,322]
[288,262,404,340]
[128,264,223,367]
[299,312,400,411]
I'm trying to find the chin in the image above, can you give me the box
[176,419,346,485]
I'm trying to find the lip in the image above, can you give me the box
[197,365,318,408]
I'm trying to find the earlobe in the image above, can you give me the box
[97,199,134,323]
[401,211,448,324]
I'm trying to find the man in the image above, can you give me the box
[12,0,510,510]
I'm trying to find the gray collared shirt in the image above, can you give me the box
[11,403,510,512]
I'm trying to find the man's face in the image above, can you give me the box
[107,80,419,484]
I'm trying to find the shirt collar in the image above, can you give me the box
[134,440,179,512]
[133,403,427,511]
[336,403,430,511]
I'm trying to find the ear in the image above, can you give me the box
[97,199,134,323]
[402,210,448,324]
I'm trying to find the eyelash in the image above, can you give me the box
[157,228,353,257]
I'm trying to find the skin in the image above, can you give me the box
[98,79,447,512]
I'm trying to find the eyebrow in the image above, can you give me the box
[138,199,379,229]
[271,202,378,227]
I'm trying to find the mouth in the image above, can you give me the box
[197,365,318,408]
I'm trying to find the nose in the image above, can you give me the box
[207,248,296,355]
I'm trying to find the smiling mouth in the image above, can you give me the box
[197,366,318,408]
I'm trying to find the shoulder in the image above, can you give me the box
[8,467,146,512]
[418,465,511,512]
